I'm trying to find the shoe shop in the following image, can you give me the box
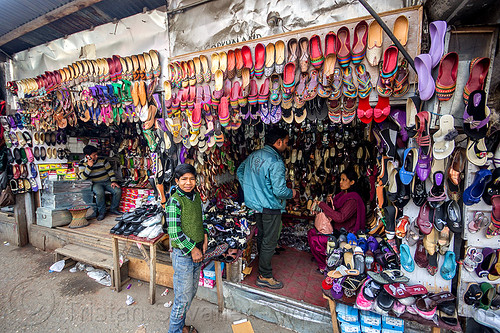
[0,1,499,332]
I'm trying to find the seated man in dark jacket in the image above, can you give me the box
[80,145,121,220]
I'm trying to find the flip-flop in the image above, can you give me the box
[433,114,457,159]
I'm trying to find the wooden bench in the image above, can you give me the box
[54,243,129,289]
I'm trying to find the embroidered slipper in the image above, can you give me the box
[466,138,488,166]
[367,20,383,67]
[274,40,286,75]
[264,43,275,77]
[309,34,324,69]
[337,26,351,68]
[393,15,409,47]
[463,57,491,104]
[351,20,368,64]
[436,52,459,101]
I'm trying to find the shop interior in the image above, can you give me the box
[2,3,500,332]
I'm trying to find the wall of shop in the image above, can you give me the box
[167,0,413,56]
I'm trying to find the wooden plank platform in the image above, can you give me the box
[55,243,114,270]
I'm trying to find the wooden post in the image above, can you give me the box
[112,237,121,292]
[323,294,340,333]
[431,327,441,333]
[149,243,156,305]
[13,193,28,246]
[215,261,224,312]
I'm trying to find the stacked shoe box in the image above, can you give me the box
[119,188,154,213]
[198,261,225,289]
[337,303,360,333]
[37,180,94,227]
[381,316,403,333]
[360,311,381,333]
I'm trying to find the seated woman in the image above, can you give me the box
[308,167,366,272]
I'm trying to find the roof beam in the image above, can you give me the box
[0,0,105,47]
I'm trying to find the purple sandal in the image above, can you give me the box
[415,150,432,181]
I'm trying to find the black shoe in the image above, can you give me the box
[109,209,122,216]
[110,221,125,234]
[97,214,105,221]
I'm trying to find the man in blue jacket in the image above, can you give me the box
[237,127,297,289]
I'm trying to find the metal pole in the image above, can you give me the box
[357,0,416,72]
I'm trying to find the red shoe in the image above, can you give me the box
[218,96,230,126]
[463,57,490,104]
[282,62,296,95]
[436,52,459,101]
[227,50,236,79]
[241,45,254,73]
[308,34,324,69]
[324,31,339,57]
[254,43,265,78]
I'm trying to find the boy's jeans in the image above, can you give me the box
[168,248,202,333]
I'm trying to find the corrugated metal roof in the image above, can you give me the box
[0,0,166,56]
[0,0,73,37]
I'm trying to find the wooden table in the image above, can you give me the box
[111,233,168,305]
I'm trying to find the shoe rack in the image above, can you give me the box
[428,26,497,130]
[401,200,454,294]
[458,161,500,317]
[168,6,423,105]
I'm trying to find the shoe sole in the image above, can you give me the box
[256,280,283,289]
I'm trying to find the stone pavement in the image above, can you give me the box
[0,242,294,333]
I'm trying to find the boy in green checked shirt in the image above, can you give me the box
[164,163,207,333]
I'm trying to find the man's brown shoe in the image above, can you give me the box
[256,275,283,289]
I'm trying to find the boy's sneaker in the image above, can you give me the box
[256,275,283,289]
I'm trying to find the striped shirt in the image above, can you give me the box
[165,190,207,255]
[80,158,117,183]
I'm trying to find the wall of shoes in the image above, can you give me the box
[2,50,163,225]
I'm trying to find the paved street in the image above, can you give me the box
[0,243,294,333]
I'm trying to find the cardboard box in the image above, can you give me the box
[203,261,224,281]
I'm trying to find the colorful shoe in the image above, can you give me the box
[329,68,343,100]
[351,20,368,64]
[463,57,490,104]
[342,66,357,98]
[436,52,459,101]
[254,43,265,78]
[309,34,324,70]
[392,59,410,98]
[355,64,372,99]
[282,62,296,95]
[337,26,351,68]
[269,74,282,106]
[376,46,399,97]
